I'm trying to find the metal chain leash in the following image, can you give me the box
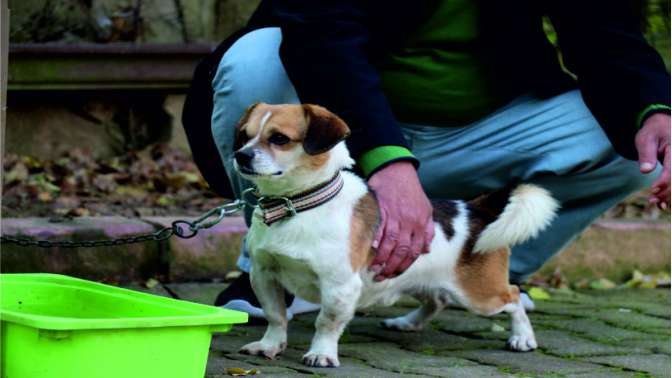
[0,195,253,249]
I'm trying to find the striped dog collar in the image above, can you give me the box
[254,172,345,225]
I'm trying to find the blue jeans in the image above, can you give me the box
[211,28,656,283]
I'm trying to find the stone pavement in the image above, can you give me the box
[136,283,671,378]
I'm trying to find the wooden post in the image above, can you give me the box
[0,0,8,205]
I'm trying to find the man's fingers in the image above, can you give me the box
[394,232,424,275]
[636,131,658,173]
[377,247,407,279]
[372,208,387,249]
[651,144,671,207]
[378,231,412,278]
[370,219,397,271]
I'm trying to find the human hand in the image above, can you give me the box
[367,161,434,281]
[635,113,671,210]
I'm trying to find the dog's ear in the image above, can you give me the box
[302,104,351,155]
[234,102,260,151]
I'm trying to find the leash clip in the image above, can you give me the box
[257,195,297,217]
[278,196,297,217]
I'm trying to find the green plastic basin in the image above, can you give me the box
[0,273,247,378]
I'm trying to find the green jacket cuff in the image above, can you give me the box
[637,104,671,128]
[357,146,416,178]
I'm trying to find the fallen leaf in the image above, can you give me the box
[156,195,175,206]
[527,287,551,300]
[38,191,53,202]
[490,323,506,332]
[573,278,591,290]
[145,278,159,289]
[589,278,616,290]
[22,155,43,169]
[164,173,187,189]
[115,185,147,198]
[93,174,118,193]
[623,270,645,288]
[225,271,243,282]
[67,208,90,217]
[5,162,29,184]
[182,172,201,184]
[53,196,81,209]
[226,368,259,376]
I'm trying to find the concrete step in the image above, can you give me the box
[1,217,669,283]
[1,215,246,282]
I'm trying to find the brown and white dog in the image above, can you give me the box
[234,103,559,367]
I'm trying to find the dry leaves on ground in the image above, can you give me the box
[2,144,227,217]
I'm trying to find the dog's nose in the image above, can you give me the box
[234,149,255,167]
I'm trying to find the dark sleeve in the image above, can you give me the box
[270,1,417,166]
[547,1,670,160]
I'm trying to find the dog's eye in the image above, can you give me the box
[268,133,290,146]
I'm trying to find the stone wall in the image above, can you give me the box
[6,92,185,159]
[6,0,260,160]
[9,0,260,43]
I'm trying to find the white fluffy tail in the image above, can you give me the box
[473,184,559,254]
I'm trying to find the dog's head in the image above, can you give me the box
[233,103,352,190]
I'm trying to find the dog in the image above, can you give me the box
[233,103,559,367]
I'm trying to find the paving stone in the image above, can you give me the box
[211,326,266,354]
[578,288,670,305]
[638,305,672,319]
[206,354,303,378]
[539,289,599,305]
[535,329,644,357]
[338,342,481,376]
[591,309,670,333]
[164,282,229,305]
[211,321,378,358]
[226,347,419,377]
[435,309,507,333]
[347,316,504,352]
[619,338,671,355]
[202,289,670,377]
[533,318,656,343]
[450,349,603,375]
[356,306,416,319]
[573,289,671,319]
[584,354,671,378]
[563,369,643,378]
[534,301,602,317]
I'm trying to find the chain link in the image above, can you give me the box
[0,199,249,249]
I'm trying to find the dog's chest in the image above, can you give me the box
[273,255,322,303]
[247,226,334,304]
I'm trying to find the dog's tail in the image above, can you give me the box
[468,184,559,254]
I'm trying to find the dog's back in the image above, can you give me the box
[356,184,558,313]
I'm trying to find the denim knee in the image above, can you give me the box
[610,158,658,195]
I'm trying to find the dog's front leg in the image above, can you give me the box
[302,276,361,368]
[240,264,288,359]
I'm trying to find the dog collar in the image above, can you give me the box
[253,172,345,225]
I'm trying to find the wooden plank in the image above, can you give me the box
[8,43,213,91]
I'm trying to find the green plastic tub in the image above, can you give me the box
[0,273,247,378]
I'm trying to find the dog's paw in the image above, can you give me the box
[506,333,537,352]
[240,340,286,360]
[302,351,340,367]
[381,317,423,332]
